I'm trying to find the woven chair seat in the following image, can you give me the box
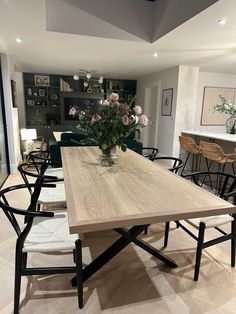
[38,183,66,205]
[185,214,234,229]
[44,167,64,180]
[22,211,77,252]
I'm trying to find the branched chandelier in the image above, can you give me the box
[73,70,104,88]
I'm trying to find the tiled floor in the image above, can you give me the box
[0,174,236,313]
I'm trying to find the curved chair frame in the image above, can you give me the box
[0,183,83,312]
[141,147,159,161]
[164,171,236,281]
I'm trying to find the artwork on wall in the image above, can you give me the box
[35,75,50,87]
[161,88,173,116]
[201,86,236,125]
[11,80,17,108]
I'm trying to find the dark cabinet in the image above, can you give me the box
[23,73,136,144]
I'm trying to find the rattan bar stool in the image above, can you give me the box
[200,141,236,174]
[179,136,201,175]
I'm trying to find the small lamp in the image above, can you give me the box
[20,128,37,154]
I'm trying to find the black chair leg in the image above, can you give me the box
[75,239,83,309]
[14,249,23,314]
[231,215,236,267]
[144,226,148,235]
[22,252,27,268]
[194,222,205,281]
[164,222,170,247]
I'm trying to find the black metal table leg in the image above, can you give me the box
[115,228,177,267]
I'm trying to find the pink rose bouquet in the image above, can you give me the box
[77,93,148,153]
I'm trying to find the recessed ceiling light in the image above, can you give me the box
[218,19,226,26]
[153,52,158,58]
[16,38,22,43]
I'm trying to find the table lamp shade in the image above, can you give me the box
[21,129,37,141]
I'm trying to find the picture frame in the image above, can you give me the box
[39,89,46,97]
[35,75,50,87]
[11,80,17,108]
[161,88,173,116]
[201,86,236,125]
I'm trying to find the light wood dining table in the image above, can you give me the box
[61,146,236,308]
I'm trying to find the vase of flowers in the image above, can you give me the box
[213,96,236,134]
[76,92,148,166]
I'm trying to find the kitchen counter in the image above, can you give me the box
[182,131,236,143]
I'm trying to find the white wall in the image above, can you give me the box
[195,71,236,132]
[173,65,199,156]
[1,54,21,173]
[137,66,179,155]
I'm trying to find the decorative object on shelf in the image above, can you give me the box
[27,88,32,96]
[35,75,50,87]
[76,92,148,166]
[60,78,73,92]
[39,89,46,97]
[161,88,173,116]
[50,93,58,101]
[213,95,236,134]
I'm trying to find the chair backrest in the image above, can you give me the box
[29,150,51,173]
[18,162,60,195]
[199,141,225,162]
[141,147,159,161]
[0,183,54,243]
[184,171,236,201]
[179,136,201,155]
[152,156,184,174]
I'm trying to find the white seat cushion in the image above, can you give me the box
[23,211,78,252]
[185,214,234,229]
[45,168,64,180]
[38,183,66,204]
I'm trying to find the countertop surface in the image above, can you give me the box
[182,130,236,143]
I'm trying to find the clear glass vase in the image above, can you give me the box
[226,116,236,134]
[100,146,117,166]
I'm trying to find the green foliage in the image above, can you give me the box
[213,95,236,116]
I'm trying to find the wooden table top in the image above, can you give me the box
[61,146,236,233]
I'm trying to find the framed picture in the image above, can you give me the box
[39,89,46,97]
[11,80,17,108]
[161,88,173,116]
[201,86,236,125]
[35,75,50,87]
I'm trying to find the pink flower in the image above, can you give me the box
[138,115,149,126]
[91,114,101,124]
[133,105,142,115]
[122,115,130,125]
[110,92,119,102]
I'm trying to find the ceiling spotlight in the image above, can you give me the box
[86,72,91,80]
[153,52,158,58]
[84,81,89,88]
[218,19,226,25]
[16,38,22,43]
[98,76,103,84]
[73,74,79,80]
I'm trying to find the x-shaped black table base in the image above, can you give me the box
[72,224,177,290]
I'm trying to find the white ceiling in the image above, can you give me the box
[0,0,236,79]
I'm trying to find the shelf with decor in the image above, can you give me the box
[105,79,136,103]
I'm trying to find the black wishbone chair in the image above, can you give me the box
[164,171,236,281]
[0,182,83,313]
[29,150,64,179]
[18,162,66,211]
[141,147,159,161]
